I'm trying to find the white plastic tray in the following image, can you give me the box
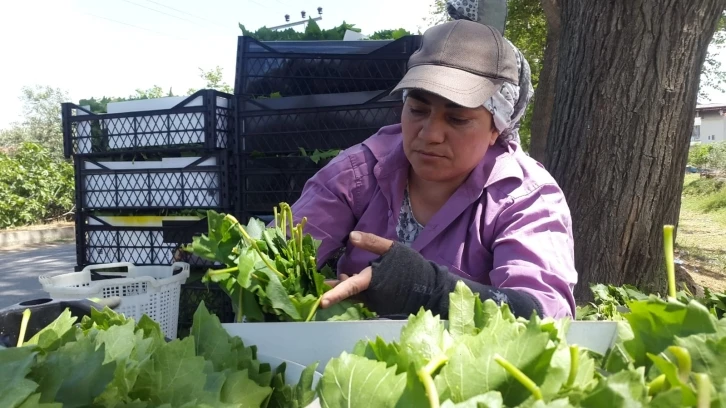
[223,320,619,374]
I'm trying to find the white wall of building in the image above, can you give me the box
[692,109,726,144]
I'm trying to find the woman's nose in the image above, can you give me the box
[418,117,446,143]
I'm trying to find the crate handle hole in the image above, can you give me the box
[19,298,53,306]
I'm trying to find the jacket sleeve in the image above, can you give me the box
[489,183,578,319]
[281,152,363,267]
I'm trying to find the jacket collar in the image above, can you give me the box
[362,124,524,252]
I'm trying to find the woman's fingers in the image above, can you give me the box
[324,274,350,288]
[349,231,394,256]
[321,268,372,308]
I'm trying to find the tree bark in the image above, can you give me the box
[544,0,726,301]
[528,0,560,163]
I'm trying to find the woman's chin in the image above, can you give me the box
[411,165,453,183]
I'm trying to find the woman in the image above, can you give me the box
[288,20,578,320]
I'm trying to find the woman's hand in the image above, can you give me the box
[321,232,546,320]
[321,231,394,309]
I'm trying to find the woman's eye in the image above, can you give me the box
[449,117,470,125]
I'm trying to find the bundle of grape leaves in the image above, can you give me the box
[185,203,374,323]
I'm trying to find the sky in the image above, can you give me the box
[0,0,433,129]
[1,0,725,130]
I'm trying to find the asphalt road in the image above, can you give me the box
[0,241,76,309]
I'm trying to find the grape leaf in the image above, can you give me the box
[250,262,301,320]
[448,281,477,338]
[435,317,553,407]
[219,369,272,407]
[319,352,407,408]
[135,314,167,347]
[394,365,430,407]
[579,368,648,408]
[236,247,256,288]
[16,393,62,408]
[647,352,697,405]
[0,347,39,408]
[25,308,79,353]
[440,392,504,407]
[191,211,243,264]
[648,388,685,408]
[30,336,116,407]
[267,362,319,408]
[130,337,211,406]
[674,332,726,378]
[93,319,137,363]
[623,298,717,368]
[192,302,240,371]
[397,309,452,372]
[353,336,402,370]
[79,306,133,332]
[315,300,374,321]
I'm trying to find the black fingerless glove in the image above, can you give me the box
[362,242,544,319]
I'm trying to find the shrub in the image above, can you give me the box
[0,143,74,229]
[683,176,725,196]
[700,189,726,212]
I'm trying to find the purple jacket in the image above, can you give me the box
[290,124,578,318]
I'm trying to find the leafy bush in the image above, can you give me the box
[682,176,725,196]
[688,143,713,167]
[0,142,74,229]
[700,189,726,212]
[689,142,726,171]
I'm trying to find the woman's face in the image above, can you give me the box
[401,90,500,184]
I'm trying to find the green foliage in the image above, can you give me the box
[700,11,726,102]
[240,20,411,41]
[687,143,715,168]
[0,86,68,156]
[577,282,726,321]
[682,176,725,197]
[369,28,414,40]
[187,66,233,95]
[505,0,547,150]
[79,85,175,114]
[0,302,319,408]
[0,143,74,229]
[700,189,726,213]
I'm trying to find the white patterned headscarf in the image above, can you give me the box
[438,0,535,145]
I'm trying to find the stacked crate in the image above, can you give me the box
[233,36,422,222]
[61,90,236,271]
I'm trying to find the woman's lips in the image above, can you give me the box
[417,150,445,158]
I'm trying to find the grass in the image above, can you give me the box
[676,174,726,291]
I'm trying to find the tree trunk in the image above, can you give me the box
[544,0,725,301]
[528,0,560,163]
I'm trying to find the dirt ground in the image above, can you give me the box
[676,177,726,292]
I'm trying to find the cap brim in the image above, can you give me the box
[391,64,502,108]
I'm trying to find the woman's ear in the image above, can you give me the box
[489,129,500,146]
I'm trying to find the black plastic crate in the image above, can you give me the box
[234,36,422,97]
[177,278,234,338]
[61,90,234,158]
[74,151,233,211]
[237,93,403,155]
[239,156,323,217]
[75,212,217,269]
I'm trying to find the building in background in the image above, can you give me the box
[692,103,726,144]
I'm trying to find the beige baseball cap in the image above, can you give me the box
[392,19,519,108]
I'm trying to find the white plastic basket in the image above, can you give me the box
[38,262,190,339]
